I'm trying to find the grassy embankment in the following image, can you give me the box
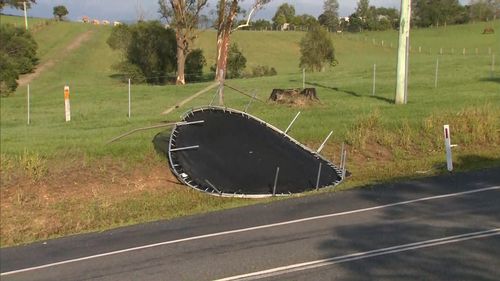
[1,15,499,246]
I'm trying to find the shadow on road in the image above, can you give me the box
[314,165,500,280]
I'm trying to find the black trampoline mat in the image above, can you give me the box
[166,107,343,197]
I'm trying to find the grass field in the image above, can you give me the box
[1,15,499,246]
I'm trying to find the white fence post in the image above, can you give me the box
[128,78,131,119]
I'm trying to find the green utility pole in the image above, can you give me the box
[395,0,411,104]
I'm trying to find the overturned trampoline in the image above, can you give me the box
[164,106,346,198]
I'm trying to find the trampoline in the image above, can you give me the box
[166,106,344,198]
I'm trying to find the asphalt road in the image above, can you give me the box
[1,168,499,281]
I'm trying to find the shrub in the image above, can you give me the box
[0,24,38,96]
[107,21,177,85]
[251,65,277,77]
[226,43,247,79]
[185,49,206,82]
[299,25,336,72]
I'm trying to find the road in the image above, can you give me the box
[1,168,499,280]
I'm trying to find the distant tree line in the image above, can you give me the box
[204,0,499,33]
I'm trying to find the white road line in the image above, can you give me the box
[1,185,498,276]
[216,228,500,281]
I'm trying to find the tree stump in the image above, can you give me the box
[269,88,319,106]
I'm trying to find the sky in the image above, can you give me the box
[1,0,469,22]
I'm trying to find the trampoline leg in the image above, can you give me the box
[315,162,322,191]
[273,167,280,196]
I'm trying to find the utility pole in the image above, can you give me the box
[23,1,29,30]
[395,0,411,104]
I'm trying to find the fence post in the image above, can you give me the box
[435,58,439,88]
[372,64,376,96]
[64,85,71,122]
[128,78,131,119]
[27,84,30,125]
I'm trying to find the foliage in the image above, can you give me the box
[272,3,295,27]
[0,0,36,10]
[292,14,318,29]
[185,48,206,82]
[53,5,68,21]
[106,24,131,52]
[250,65,277,77]
[342,3,399,32]
[0,24,38,96]
[107,21,177,84]
[318,10,339,31]
[226,43,246,78]
[299,25,336,72]
[253,19,272,30]
[468,0,498,21]
[0,53,19,95]
[412,0,466,27]
[111,61,146,84]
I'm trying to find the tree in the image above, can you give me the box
[272,3,295,27]
[107,21,177,84]
[319,0,340,30]
[253,19,272,30]
[413,0,464,27]
[356,0,370,20]
[53,5,68,21]
[469,0,497,21]
[299,25,336,72]
[159,0,209,85]
[0,24,38,95]
[0,0,36,10]
[185,48,206,82]
[347,13,364,32]
[226,43,246,78]
[213,0,270,105]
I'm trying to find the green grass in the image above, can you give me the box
[1,16,499,246]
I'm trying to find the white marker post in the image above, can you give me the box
[443,125,453,172]
[27,84,30,125]
[128,78,131,119]
[64,85,71,122]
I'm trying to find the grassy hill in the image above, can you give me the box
[1,15,499,246]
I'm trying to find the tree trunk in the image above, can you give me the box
[176,36,186,85]
[215,0,239,105]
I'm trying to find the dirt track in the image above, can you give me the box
[17,30,94,86]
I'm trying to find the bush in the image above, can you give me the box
[185,49,206,82]
[226,43,247,79]
[107,21,177,85]
[299,25,336,72]
[0,53,19,96]
[112,61,146,84]
[0,24,38,96]
[251,65,277,77]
